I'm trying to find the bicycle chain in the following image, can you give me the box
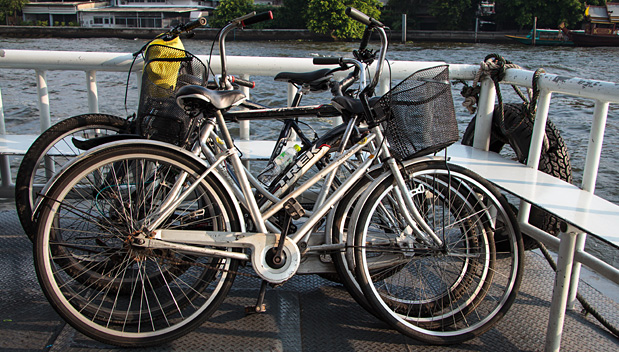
[145,250,263,280]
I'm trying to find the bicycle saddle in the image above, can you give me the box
[274,68,333,91]
[331,96,380,115]
[176,85,246,111]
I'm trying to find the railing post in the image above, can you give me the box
[36,69,56,179]
[581,100,608,192]
[518,89,552,224]
[239,74,251,141]
[239,74,252,168]
[526,89,552,168]
[0,88,5,134]
[86,70,99,113]
[378,75,390,96]
[567,100,609,309]
[473,78,496,150]
[545,223,578,352]
[0,88,12,190]
[401,14,407,43]
[36,69,52,132]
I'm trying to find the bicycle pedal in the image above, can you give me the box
[284,198,305,219]
[244,304,267,315]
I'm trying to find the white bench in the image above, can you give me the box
[0,134,277,159]
[0,134,38,155]
[446,142,619,352]
[446,143,619,247]
[0,134,277,198]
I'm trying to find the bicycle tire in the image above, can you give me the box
[34,142,242,347]
[353,161,523,344]
[329,170,380,315]
[15,113,130,240]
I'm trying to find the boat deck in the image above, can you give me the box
[0,210,617,351]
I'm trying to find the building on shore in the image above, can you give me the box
[21,0,221,28]
[21,1,108,26]
[80,0,216,28]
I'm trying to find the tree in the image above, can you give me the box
[273,0,308,29]
[495,0,601,30]
[209,0,255,28]
[429,0,476,30]
[0,0,29,24]
[382,0,423,29]
[306,0,382,40]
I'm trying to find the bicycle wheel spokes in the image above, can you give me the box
[35,145,241,346]
[16,114,129,240]
[354,162,523,344]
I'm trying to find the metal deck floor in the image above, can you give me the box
[0,210,617,352]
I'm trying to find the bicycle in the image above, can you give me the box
[32,8,523,347]
[15,13,368,242]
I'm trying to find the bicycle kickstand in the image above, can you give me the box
[245,280,268,314]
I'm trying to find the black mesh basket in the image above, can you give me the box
[372,65,458,161]
[137,44,208,147]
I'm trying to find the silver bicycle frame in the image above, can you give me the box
[135,21,445,281]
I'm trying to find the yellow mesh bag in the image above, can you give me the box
[144,36,185,92]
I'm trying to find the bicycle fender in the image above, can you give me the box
[71,133,143,151]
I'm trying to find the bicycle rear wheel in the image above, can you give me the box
[15,113,129,240]
[34,143,242,347]
[353,161,523,344]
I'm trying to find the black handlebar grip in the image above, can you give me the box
[184,17,207,32]
[345,7,384,28]
[313,57,342,65]
[231,76,256,89]
[359,27,372,51]
[241,11,273,27]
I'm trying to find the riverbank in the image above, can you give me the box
[0,25,518,43]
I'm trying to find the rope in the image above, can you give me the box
[460,54,547,142]
[536,241,619,339]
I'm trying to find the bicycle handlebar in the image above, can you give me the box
[242,11,274,27]
[345,7,384,28]
[313,57,344,65]
[183,17,208,32]
[219,11,274,88]
[231,76,256,89]
[344,8,388,102]
[163,17,207,40]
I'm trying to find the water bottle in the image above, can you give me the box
[258,144,301,185]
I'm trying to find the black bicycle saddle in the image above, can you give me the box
[274,68,333,91]
[176,85,246,111]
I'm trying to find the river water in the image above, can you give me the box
[0,37,617,205]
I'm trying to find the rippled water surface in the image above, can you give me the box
[0,37,617,204]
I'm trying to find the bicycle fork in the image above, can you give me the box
[371,125,444,248]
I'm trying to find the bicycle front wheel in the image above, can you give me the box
[353,161,523,344]
[34,143,242,347]
[16,113,129,240]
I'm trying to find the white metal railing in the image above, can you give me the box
[0,49,618,351]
